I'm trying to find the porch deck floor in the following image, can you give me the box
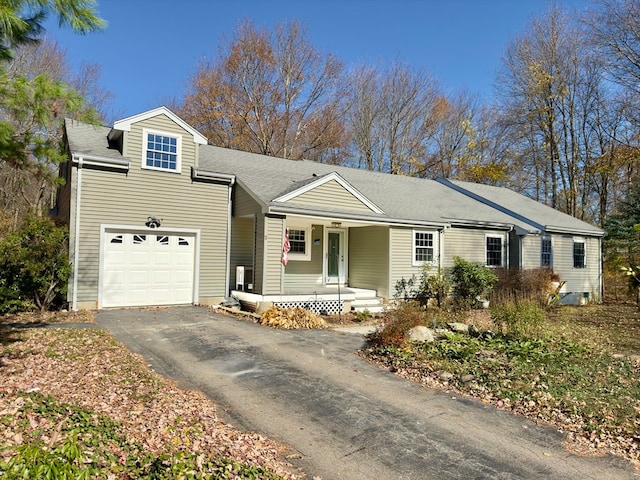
[282,286,365,295]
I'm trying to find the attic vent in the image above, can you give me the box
[312,173,317,177]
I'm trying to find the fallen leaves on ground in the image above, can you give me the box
[259,306,327,329]
[0,317,303,479]
[361,301,640,472]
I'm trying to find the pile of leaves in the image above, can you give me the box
[361,302,640,470]
[259,306,327,329]
[0,320,303,479]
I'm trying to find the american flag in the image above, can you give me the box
[281,228,290,266]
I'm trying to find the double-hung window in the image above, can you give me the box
[486,235,503,267]
[413,230,437,266]
[573,238,586,268]
[541,236,553,268]
[287,227,311,261]
[143,129,181,172]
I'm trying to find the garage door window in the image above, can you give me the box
[133,234,146,244]
[157,235,169,245]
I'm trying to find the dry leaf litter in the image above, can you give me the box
[0,311,304,479]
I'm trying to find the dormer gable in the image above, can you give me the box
[109,106,207,145]
[107,106,207,175]
[273,171,384,214]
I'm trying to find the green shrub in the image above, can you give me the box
[450,257,498,309]
[420,266,451,308]
[490,300,545,338]
[0,215,70,312]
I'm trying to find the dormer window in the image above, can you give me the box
[142,129,181,173]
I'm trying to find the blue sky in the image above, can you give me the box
[45,0,588,121]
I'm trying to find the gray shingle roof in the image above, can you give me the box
[64,117,604,236]
[64,119,126,162]
[443,179,604,236]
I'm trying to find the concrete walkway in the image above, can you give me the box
[95,306,636,480]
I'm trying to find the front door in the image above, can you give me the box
[326,229,346,284]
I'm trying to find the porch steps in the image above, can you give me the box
[350,296,385,314]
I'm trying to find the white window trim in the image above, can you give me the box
[287,226,311,261]
[485,234,505,268]
[412,229,438,267]
[141,128,182,174]
[573,237,586,269]
[541,235,553,268]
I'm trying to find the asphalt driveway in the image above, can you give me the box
[95,306,636,480]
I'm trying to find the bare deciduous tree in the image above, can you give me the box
[495,6,623,220]
[178,19,347,162]
[347,61,440,175]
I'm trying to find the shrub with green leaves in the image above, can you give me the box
[420,266,451,308]
[0,215,70,313]
[450,257,498,309]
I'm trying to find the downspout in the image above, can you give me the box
[71,156,83,311]
[439,227,446,270]
[598,237,603,302]
[225,177,235,297]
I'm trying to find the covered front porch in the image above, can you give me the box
[230,211,395,305]
[230,286,384,315]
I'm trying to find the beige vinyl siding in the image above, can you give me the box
[234,185,262,217]
[73,115,230,307]
[389,228,423,297]
[263,215,285,294]
[123,115,197,172]
[286,180,375,213]
[75,168,229,305]
[551,235,601,299]
[442,227,508,268]
[230,217,254,288]
[253,216,265,294]
[284,224,324,290]
[349,226,390,298]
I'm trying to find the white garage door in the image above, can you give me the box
[102,231,196,308]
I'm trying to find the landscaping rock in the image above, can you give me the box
[438,371,454,380]
[461,374,475,383]
[448,322,470,333]
[408,326,435,343]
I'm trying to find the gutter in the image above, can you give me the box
[191,167,236,185]
[444,217,515,231]
[72,153,130,170]
[267,205,448,229]
[545,224,606,237]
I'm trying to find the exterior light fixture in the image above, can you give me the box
[145,216,162,228]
